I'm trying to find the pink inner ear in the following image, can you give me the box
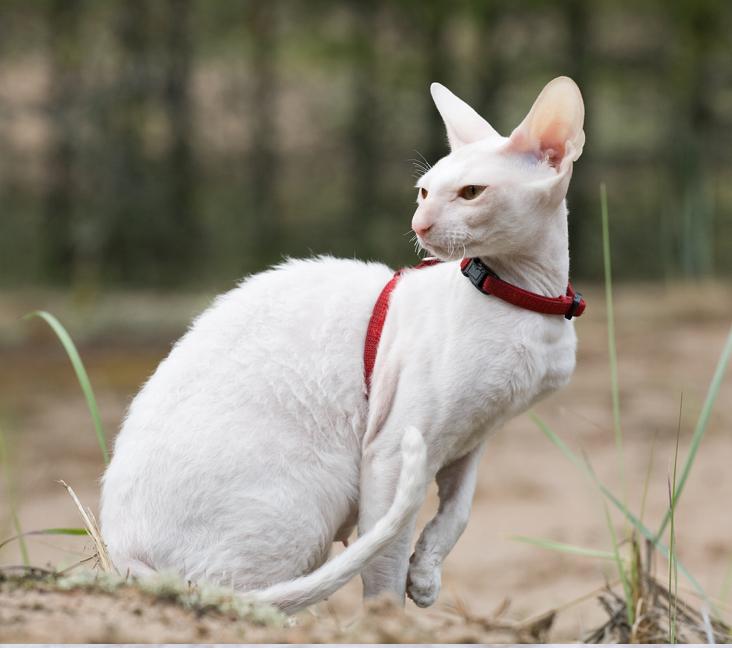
[508,77,585,167]
[538,118,577,166]
[509,119,571,168]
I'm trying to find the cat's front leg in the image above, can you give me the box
[407,441,485,607]
[358,424,425,602]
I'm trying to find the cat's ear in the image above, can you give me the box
[430,83,499,151]
[507,76,585,169]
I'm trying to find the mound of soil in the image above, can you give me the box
[0,570,551,643]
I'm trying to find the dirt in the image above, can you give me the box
[0,282,731,642]
[0,569,550,643]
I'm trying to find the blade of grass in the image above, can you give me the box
[530,411,712,607]
[720,557,732,604]
[668,414,681,643]
[527,407,633,624]
[579,443,634,625]
[0,527,88,552]
[0,426,29,566]
[512,535,616,561]
[601,493,634,625]
[655,323,732,541]
[23,310,109,465]
[600,183,626,509]
[639,429,659,527]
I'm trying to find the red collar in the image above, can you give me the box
[364,258,585,394]
[459,257,586,320]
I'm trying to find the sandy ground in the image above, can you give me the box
[0,282,731,642]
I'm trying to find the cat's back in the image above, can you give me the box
[109,256,393,456]
[186,256,392,382]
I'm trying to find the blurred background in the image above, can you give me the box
[1,1,731,639]
[0,0,731,291]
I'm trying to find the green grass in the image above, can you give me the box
[0,425,29,566]
[601,183,625,509]
[22,310,109,465]
[1,312,103,564]
[0,527,87,553]
[668,415,681,643]
[654,322,732,542]
[512,535,615,561]
[522,184,732,630]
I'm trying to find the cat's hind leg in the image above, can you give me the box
[407,441,484,607]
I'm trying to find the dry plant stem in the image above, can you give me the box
[585,559,731,644]
[58,480,115,573]
[447,592,556,643]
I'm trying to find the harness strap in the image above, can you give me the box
[363,257,585,396]
[363,259,440,395]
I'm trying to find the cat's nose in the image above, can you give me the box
[412,215,433,238]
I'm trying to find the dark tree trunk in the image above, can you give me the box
[422,0,451,165]
[563,0,594,279]
[103,0,151,284]
[44,0,81,285]
[162,0,196,284]
[672,2,715,278]
[473,2,504,122]
[247,1,279,267]
[347,0,379,255]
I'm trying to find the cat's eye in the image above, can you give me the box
[459,185,487,200]
[419,187,428,199]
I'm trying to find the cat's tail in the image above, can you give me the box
[250,426,428,614]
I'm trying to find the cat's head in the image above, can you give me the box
[412,77,585,261]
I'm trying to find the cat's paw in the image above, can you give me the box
[406,559,441,608]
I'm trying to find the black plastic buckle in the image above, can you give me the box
[565,291,583,320]
[461,258,499,294]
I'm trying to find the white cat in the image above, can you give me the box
[101,76,585,613]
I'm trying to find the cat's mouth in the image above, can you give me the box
[417,239,467,261]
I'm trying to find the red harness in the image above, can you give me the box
[363,257,586,394]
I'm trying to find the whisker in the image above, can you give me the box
[414,149,432,170]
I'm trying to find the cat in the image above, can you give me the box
[100,76,585,613]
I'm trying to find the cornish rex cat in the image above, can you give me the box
[101,76,585,613]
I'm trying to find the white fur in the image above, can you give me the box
[101,77,585,611]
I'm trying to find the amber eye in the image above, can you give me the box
[419,187,428,199]
[459,185,487,200]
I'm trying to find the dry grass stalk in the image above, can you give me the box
[585,574,730,643]
[445,591,556,643]
[58,480,115,573]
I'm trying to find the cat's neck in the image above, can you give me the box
[478,208,570,297]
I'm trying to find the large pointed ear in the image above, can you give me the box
[430,82,499,151]
[508,76,585,169]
